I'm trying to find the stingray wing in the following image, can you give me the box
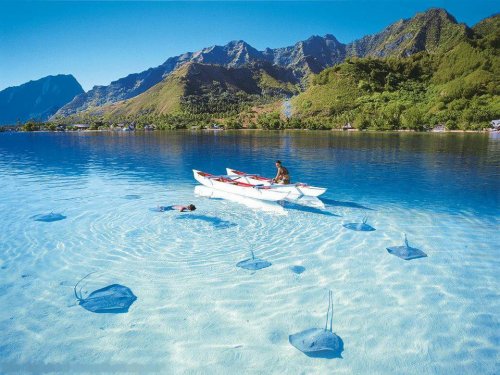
[236,258,272,270]
[32,213,66,222]
[343,223,375,231]
[289,328,342,353]
[80,284,137,313]
[290,265,306,274]
[387,246,427,260]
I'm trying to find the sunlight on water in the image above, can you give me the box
[0,131,498,374]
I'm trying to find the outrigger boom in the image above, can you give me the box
[226,168,327,197]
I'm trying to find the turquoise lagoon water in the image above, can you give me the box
[0,131,498,374]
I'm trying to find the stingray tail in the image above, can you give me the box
[363,216,368,224]
[329,290,333,332]
[324,289,332,331]
[251,250,255,260]
[404,233,409,247]
[73,271,96,300]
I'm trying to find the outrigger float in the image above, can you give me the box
[226,168,327,197]
[193,169,289,201]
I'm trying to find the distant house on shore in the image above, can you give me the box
[210,123,223,130]
[73,124,90,130]
[490,119,500,131]
[342,122,354,131]
[432,124,446,132]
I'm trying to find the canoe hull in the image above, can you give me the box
[226,168,327,197]
[193,170,289,202]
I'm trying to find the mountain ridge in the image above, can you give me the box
[54,7,472,117]
[345,8,472,57]
[85,61,299,118]
[0,74,83,125]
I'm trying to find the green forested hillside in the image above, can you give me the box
[473,13,500,40]
[291,17,499,130]
[50,12,499,131]
[346,8,472,58]
[55,62,298,129]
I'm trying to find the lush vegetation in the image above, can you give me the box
[17,14,499,132]
[292,36,499,130]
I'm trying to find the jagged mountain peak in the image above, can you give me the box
[201,39,259,54]
[189,40,264,67]
[288,34,346,73]
[303,35,325,42]
[226,39,252,48]
[54,7,482,117]
[346,7,471,58]
[303,34,342,44]
[416,7,458,22]
[11,74,79,88]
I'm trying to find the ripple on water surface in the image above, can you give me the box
[0,132,498,374]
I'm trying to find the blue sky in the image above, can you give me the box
[1,1,498,91]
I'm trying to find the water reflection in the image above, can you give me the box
[321,198,373,211]
[194,185,285,214]
[0,131,498,216]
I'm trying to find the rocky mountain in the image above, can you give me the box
[0,75,83,125]
[291,17,498,130]
[55,40,269,117]
[345,8,472,58]
[472,13,500,49]
[57,35,347,116]
[87,62,299,117]
[264,34,346,76]
[55,8,475,117]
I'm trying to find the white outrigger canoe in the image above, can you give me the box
[193,169,289,202]
[226,168,327,197]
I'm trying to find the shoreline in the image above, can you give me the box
[1,127,497,134]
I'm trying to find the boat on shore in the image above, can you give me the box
[193,169,289,201]
[226,168,327,197]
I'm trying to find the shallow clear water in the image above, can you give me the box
[0,131,499,374]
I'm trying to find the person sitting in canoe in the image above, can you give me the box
[158,204,196,212]
[272,160,290,184]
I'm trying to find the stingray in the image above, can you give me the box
[123,194,141,200]
[74,273,137,314]
[343,217,375,232]
[236,250,272,271]
[290,265,306,274]
[386,234,427,260]
[31,212,66,222]
[289,290,344,359]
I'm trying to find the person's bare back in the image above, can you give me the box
[272,160,290,184]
